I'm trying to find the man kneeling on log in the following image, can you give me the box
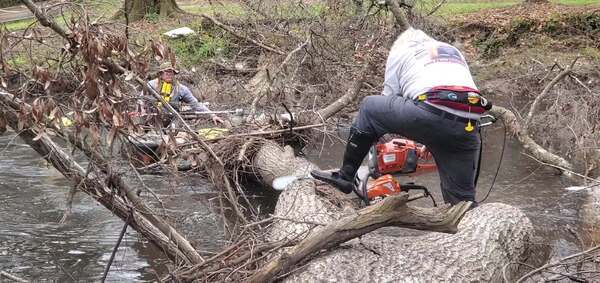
[311,28,491,207]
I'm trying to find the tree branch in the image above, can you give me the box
[314,60,374,123]
[516,244,600,283]
[19,0,247,223]
[525,57,579,125]
[490,105,573,175]
[385,0,411,32]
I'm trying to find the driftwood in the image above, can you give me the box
[313,59,374,124]
[249,140,534,282]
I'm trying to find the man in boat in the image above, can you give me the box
[142,61,224,125]
[310,28,491,207]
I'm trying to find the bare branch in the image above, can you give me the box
[385,0,411,32]
[516,245,600,283]
[490,105,574,175]
[525,57,579,125]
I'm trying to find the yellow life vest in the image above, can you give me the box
[156,80,176,107]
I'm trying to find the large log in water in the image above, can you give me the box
[580,184,600,246]
[253,140,535,282]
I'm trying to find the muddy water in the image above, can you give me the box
[0,132,225,282]
[0,133,157,281]
[0,120,587,281]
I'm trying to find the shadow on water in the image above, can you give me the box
[303,121,586,259]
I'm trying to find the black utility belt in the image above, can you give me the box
[416,90,492,110]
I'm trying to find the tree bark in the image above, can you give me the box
[386,0,411,32]
[123,0,183,22]
[249,190,471,283]
[580,184,600,246]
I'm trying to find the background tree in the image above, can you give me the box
[122,0,184,21]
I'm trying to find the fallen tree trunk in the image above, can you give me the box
[250,189,471,282]
[580,184,600,246]
[250,140,535,282]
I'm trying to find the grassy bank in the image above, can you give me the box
[427,0,600,15]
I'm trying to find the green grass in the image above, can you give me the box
[434,2,518,15]
[580,46,600,59]
[1,10,74,31]
[1,18,38,31]
[166,31,230,66]
[6,53,27,68]
[182,3,245,18]
[423,0,600,16]
[553,0,600,5]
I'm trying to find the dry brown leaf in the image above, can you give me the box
[33,66,49,83]
[107,126,118,149]
[32,98,43,122]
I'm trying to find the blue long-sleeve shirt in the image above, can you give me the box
[145,79,210,112]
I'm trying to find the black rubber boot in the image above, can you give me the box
[311,127,376,194]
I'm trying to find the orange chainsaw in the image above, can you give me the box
[357,138,438,205]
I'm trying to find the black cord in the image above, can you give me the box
[474,128,484,187]
[477,116,507,203]
[101,209,131,282]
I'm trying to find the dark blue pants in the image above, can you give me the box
[355,95,481,205]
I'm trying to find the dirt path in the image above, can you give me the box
[0,1,56,24]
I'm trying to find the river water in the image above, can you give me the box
[0,121,588,281]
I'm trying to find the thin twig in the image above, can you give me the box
[516,245,600,283]
[521,152,599,183]
[0,271,29,283]
[525,57,579,125]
